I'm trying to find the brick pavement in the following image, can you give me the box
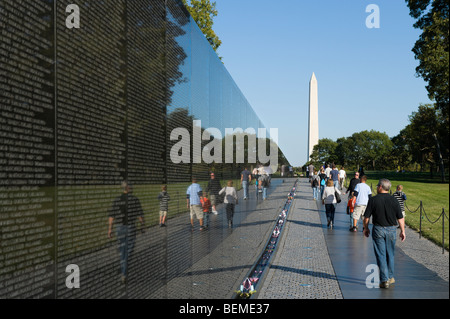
[258,179,343,299]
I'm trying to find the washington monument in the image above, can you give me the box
[307,73,319,162]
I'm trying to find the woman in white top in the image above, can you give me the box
[322,179,341,229]
[219,180,238,227]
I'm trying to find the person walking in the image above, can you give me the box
[241,167,252,200]
[108,181,145,284]
[259,173,270,200]
[363,179,406,289]
[319,167,327,199]
[346,171,360,198]
[322,179,341,229]
[350,175,371,232]
[330,164,340,189]
[308,163,314,182]
[252,166,260,199]
[339,167,347,190]
[311,170,320,200]
[219,180,238,228]
[157,185,170,227]
[206,172,221,214]
[200,191,212,228]
[186,177,206,231]
[324,164,332,180]
[393,185,407,219]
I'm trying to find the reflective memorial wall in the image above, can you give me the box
[0,0,282,298]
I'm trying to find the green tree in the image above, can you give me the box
[335,137,356,167]
[182,0,222,53]
[309,138,338,167]
[405,0,449,123]
[389,130,413,171]
[404,104,447,180]
[350,130,393,170]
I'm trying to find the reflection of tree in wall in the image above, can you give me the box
[127,1,189,185]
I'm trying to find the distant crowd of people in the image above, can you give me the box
[307,162,407,289]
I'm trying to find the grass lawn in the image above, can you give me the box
[363,172,449,251]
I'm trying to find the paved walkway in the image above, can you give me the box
[137,178,295,299]
[55,178,295,299]
[259,178,449,299]
[57,177,448,299]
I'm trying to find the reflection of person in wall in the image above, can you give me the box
[219,180,238,228]
[108,181,145,284]
[186,177,205,231]
[206,172,221,214]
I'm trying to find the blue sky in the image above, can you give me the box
[212,0,433,167]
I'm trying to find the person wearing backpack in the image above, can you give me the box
[318,167,327,198]
[311,170,320,200]
[322,179,341,229]
[259,174,269,200]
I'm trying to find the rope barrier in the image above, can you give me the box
[349,178,448,254]
[421,205,442,224]
[404,202,421,214]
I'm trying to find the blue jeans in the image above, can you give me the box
[312,187,319,200]
[320,185,325,198]
[262,187,267,200]
[117,225,136,277]
[333,180,339,189]
[372,225,397,283]
[242,181,249,198]
[325,204,335,224]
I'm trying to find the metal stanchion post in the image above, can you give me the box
[419,201,423,239]
[442,209,445,254]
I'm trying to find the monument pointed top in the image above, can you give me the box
[310,72,317,82]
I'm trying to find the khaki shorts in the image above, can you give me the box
[159,211,167,217]
[352,205,367,220]
[210,194,217,206]
[190,205,204,220]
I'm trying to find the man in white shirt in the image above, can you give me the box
[350,175,372,232]
[324,164,332,179]
[339,167,346,190]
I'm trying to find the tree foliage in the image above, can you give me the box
[310,138,338,166]
[182,0,222,53]
[309,103,447,179]
[405,0,449,123]
[403,104,448,179]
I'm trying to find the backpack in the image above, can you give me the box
[312,176,319,188]
[335,188,341,203]
[259,175,269,187]
[320,178,326,186]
